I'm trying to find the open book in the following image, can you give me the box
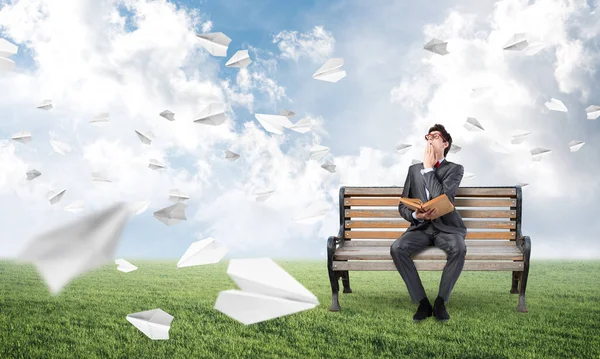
[399,193,454,220]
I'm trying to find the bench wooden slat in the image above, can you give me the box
[343,231,515,240]
[334,246,523,261]
[344,198,517,207]
[344,187,517,197]
[343,240,516,247]
[345,209,516,219]
[345,220,516,229]
[332,261,524,271]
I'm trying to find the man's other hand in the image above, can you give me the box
[415,207,438,220]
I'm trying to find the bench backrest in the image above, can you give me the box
[338,186,523,246]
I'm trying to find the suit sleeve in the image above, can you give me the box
[422,164,464,204]
[398,169,419,225]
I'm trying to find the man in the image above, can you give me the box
[390,123,467,322]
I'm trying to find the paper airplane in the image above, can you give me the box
[511,130,531,144]
[396,144,412,155]
[503,33,528,51]
[463,172,475,179]
[126,308,174,340]
[214,257,319,325]
[64,200,85,213]
[90,112,110,124]
[0,38,18,73]
[131,200,151,215]
[168,189,190,203]
[585,105,600,120]
[49,139,72,155]
[293,204,328,224]
[544,98,567,112]
[411,159,422,165]
[18,202,134,294]
[47,189,67,205]
[36,100,53,110]
[148,159,165,170]
[255,188,275,202]
[177,237,228,268]
[26,169,41,181]
[225,49,251,68]
[321,161,336,173]
[312,58,346,82]
[310,145,330,160]
[196,32,231,57]
[115,258,138,273]
[225,150,240,161]
[530,147,551,161]
[280,110,295,118]
[423,38,449,55]
[91,172,112,183]
[11,131,32,144]
[135,130,155,145]
[289,118,312,133]
[254,113,293,135]
[490,141,511,154]
[464,117,484,131]
[153,203,187,225]
[193,103,226,126]
[448,144,462,154]
[159,110,175,121]
[470,86,492,98]
[568,140,585,152]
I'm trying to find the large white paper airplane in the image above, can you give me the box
[568,140,585,152]
[177,237,228,268]
[115,258,138,273]
[11,131,32,144]
[36,100,53,110]
[530,147,551,161]
[153,203,187,225]
[48,189,67,205]
[544,98,567,112]
[511,130,531,144]
[18,202,135,294]
[193,103,226,126]
[464,117,484,131]
[312,58,346,82]
[126,308,174,340]
[255,188,275,202]
[225,49,251,68]
[423,38,449,55]
[159,110,175,121]
[396,144,412,155]
[64,200,85,213]
[168,189,190,203]
[50,139,72,155]
[321,161,336,173]
[292,203,328,224]
[196,32,231,57]
[135,130,155,145]
[585,105,600,120]
[503,33,528,51]
[214,257,319,325]
[310,145,330,160]
[225,150,240,161]
[448,144,462,154]
[0,38,18,73]
[90,112,110,125]
[148,159,165,170]
[254,113,293,135]
[26,169,41,181]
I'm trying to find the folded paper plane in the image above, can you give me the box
[544,98,567,112]
[464,117,484,131]
[568,140,585,152]
[309,145,330,160]
[225,49,251,68]
[11,131,32,144]
[321,161,336,173]
[47,189,67,205]
[193,103,226,126]
[225,150,240,161]
[423,38,449,55]
[0,38,18,73]
[50,139,72,155]
[160,110,175,121]
[115,258,138,273]
[396,144,411,155]
[312,58,346,82]
[254,113,293,135]
[26,169,41,181]
[168,189,190,203]
[36,100,53,110]
[153,203,187,225]
[255,188,275,202]
[126,308,174,340]
[196,32,231,57]
[177,237,228,268]
[135,130,155,145]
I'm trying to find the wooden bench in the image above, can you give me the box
[326,186,531,313]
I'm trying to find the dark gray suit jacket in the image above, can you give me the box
[398,160,467,236]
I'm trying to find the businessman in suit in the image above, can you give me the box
[390,123,467,322]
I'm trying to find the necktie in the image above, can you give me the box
[434,161,440,168]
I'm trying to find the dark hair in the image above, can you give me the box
[428,123,453,158]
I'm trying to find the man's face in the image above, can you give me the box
[426,131,448,155]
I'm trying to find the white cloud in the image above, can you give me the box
[272,25,335,63]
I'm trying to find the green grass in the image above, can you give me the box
[1,260,599,359]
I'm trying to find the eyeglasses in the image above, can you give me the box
[425,133,446,141]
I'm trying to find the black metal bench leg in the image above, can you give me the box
[327,236,341,312]
[510,271,519,294]
[517,236,531,313]
[341,270,353,293]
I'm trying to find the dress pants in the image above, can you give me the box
[390,221,467,304]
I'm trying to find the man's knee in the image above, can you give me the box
[391,237,410,256]
[447,237,467,257]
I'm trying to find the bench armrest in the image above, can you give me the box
[516,230,531,252]
[327,225,345,257]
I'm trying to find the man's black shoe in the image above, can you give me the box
[433,296,450,321]
[413,297,433,322]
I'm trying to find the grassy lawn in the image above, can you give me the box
[1,259,599,358]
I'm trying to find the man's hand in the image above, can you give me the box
[423,143,437,168]
[415,207,438,220]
